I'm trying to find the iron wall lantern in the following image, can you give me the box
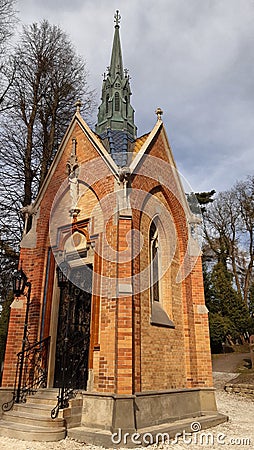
[12,269,28,297]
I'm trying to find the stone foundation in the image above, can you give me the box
[67,388,227,447]
[81,388,218,432]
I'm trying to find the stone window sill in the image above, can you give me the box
[150,301,175,328]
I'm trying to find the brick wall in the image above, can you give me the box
[2,119,213,395]
[131,130,213,391]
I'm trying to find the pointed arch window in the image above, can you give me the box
[150,219,160,302]
[115,92,120,111]
[125,95,128,118]
[106,94,109,114]
[149,217,175,328]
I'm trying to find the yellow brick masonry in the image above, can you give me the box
[2,120,213,396]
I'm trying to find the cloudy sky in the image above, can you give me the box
[16,0,254,194]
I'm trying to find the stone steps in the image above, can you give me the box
[27,394,59,405]
[0,420,66,441]
[14,402,56,416]
[2,409,65,428]
[0,388,66,441]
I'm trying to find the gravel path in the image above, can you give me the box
[0,372,253,449]
[212,352,251,373]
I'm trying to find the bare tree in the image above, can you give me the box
[0,0,16,47]
[0,17,95,365]
[0,20,95,234]
[203,190,239,265]
[235,176,254,304]
[0,0,17,109]
[203,176,254,306]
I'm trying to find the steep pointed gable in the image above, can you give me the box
[31,107,120,212]
[129,112,195,221]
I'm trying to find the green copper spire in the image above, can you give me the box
[95,10,137,140]
[109,10,124,80]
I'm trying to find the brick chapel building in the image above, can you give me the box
[0,11,225,445]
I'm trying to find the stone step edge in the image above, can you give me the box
[14,402,54,409]
[0,420,66,433]
[2,411,64,425]
[0,424,66,442]
[26,398,58,404]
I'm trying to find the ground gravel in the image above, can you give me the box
[0,372,253,449]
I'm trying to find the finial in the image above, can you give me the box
[114,10,121,28]
[155,107,163,121]
[75,99,82,113]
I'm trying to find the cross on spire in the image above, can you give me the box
[114,10,121,28]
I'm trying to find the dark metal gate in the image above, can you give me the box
[54,264,92,390]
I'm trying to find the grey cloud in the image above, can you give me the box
[17,0,254,193]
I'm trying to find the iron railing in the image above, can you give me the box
[51,385,77,419]
[2,336,51,411]
[50,346,86,419]
[51,339,89,419]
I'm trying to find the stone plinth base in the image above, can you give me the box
[68,388,227,447]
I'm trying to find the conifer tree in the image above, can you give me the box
[207,261,253,351]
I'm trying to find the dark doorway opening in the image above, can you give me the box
[54,264,92,390]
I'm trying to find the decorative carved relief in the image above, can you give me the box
[66,138,80,218]
[53,219,96,269]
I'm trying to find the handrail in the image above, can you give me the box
[51,342,84,419]
[2,336,51,411]
[16,336,50,355]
